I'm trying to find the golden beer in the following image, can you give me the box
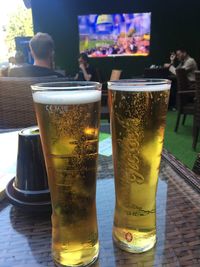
[108,80,170,253]
[32,82,101,267]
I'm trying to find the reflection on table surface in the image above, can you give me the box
[0,154,200,267]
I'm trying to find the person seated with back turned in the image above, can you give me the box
[164,48,198,82]
[9,32,63,77]
[75,53,95,81]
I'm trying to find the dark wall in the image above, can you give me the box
[31,0,200,79]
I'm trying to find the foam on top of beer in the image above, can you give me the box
[33,90,101,105]
[108,80,171,92]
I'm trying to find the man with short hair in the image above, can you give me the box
[165,48,198,82]
[9,32,63,77]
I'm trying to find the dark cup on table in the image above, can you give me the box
[6,126,51,211]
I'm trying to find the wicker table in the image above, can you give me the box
[0,151,200,267]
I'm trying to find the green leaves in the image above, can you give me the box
[5,6,33,53]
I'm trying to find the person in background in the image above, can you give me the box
[164,48,198,110]
[164,48,198,82]
[9,32,63,77]
[75,53,95,81]
[0,56,15,76]
[8,51,29,72]
[14,51,29,67]
[8,56,16,67]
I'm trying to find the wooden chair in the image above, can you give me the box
[0,77,66,129]
[193,71,200,149]
[192,153,200,174]
[110,69,122,81]
[174,68,195,132]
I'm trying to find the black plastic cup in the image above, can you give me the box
[6,126,51,211]
[15,126,48,193]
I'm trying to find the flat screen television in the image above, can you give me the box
[15,36,33,64]
[78,13,151,57]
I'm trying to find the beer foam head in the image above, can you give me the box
[32,90,101,104]
[108,79,171,92]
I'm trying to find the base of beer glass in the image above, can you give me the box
[113,230,156,253]
[53,249,99,267]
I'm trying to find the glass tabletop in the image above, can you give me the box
[0,152,200,267]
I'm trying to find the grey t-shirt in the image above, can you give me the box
[169,56,198,81]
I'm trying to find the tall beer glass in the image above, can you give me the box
[31,82,101,267]
[108,79,171,253]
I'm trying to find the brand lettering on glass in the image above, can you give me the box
[46,105,68,114]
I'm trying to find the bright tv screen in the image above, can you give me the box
[78,13,151,57]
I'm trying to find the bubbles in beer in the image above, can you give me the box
[109,87,170,253]
[33,90,101,266]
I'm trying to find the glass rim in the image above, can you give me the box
[108,79,171,91]
[31,81,101,91]
[20,126,39,136]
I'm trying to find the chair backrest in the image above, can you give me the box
[194,71,200,125]
[0,77,67,129]
[195,71,200,90]
[176,68,190,92]
[110,69,122,81]
[175,68,192,110]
